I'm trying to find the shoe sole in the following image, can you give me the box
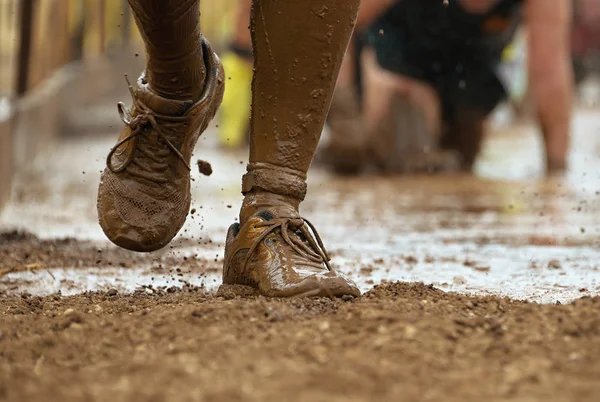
[217,283,359,299]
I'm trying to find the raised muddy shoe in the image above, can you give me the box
[220,206,361,298]
[97,38,224,252]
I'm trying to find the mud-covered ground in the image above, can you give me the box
[2,283,600,401]
[1,106,600,400]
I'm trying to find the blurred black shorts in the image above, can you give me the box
[359,16,508,118]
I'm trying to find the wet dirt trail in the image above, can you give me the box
[1,109,600,400]
[2,282,600,402]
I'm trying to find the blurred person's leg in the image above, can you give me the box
[319,34,369,174]
[525,0,573,174]
[127,0,207,101]
[359,2,462,174]
[571,0,600,85]
[354,0,530,173]
[222,0,360,297]
[218,0,253,149]
[361,48,458,173]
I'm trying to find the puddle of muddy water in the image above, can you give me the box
[3,242,599,303]
[1,266,223,296]
[2,111,600,303]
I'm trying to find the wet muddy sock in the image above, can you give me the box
[128,0,205,101]
[241,0,360,221]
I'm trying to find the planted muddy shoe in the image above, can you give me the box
[221,206,360,298]
[97,38,224,252]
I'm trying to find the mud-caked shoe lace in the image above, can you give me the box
[221,206,361,298]
[97,38,224,252]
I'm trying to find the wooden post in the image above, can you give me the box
[16,0,35,95]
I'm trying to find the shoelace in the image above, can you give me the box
[106,75,191,182]
[242,216,333,274]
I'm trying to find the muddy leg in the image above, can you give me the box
[240,0,360,220]
[97,0,224,252]
[220,0,361,298]
[128,0,205,100]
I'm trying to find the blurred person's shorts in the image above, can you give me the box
[360,0,523,118]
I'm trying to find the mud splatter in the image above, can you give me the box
[197,159,213,176]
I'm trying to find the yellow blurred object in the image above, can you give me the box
[218,52,253,148]
[501,41,516,63]
[67,0,85,35]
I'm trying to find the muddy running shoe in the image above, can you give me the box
[220,206,360,298]
[97,38,224,252]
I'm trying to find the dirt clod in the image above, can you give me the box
[197,159,213,176]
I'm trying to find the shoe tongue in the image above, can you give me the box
[137,83,194,116]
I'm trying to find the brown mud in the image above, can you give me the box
[0,230,223,296]
[2,106,600,398]
[1,282,599,401]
